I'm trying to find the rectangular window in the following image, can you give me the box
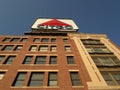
[0,56,5,62]
[65,46,71,52]
[29,45,37,51]
[21,38,27,42]
[63,38,69,42]
[67,56,75,64]
[49,56,57,64]
[50,46,57,52]
[4,56,16,64]
[39,46,48,52]
[41,38,49,42]
[51,38,56,42]
[28,72,44,86]
[34,38,40,42]
[11,38,20,42]
[23,56,33,64]
[12,72,27,86]
[70,72,82,86]
[0,72,5,80]
[3,38,11,42]
[14,45,23,51]
[2,45,14,51]
[48,72,58,86]
[35,56,46,64]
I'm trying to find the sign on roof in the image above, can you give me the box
[32,18,79,30]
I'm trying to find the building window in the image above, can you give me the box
[0,55,5,62]
[14,45,23,51]
[81,39,103,45]
[91,56,120,66]
[4,56,16,64]
[70,72,82,86]
[23,56,33,64]
[11,38,20,42]
[34,38,40,42]
[41,38,49,42]
[21,38,27,42]
[49,56,57,64]
[39,46,48,52]
[65,46,71,52]
[12,72,27,86]
[3,38,11,42]
[67,56,75,64]
[51,38,56,42]
[29,45,37,51]
[28,72,44,86]
[48,72,58,86]
[0,72,5,80]
[50,46,57,52]
[63,38,69,42]
[2,45,14,51]
[101,71,120,86]
[35,56,46,64]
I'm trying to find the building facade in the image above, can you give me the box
[0,18,120,90]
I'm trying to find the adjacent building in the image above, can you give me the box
[0,18,120,90]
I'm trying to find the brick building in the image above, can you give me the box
[0,18,120,90]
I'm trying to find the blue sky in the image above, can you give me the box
[0,0,120,46]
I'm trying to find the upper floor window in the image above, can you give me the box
[11,38,20,42]
[51,38,56,42]
[41,38,49,42]
[65,46,71,52]
[12,72,27,86]
[2,45,14,51]
[3,56,16,64]
[39,45,48,52]
[70,72,82,86]
[67,56,75,64]
[28,72,44,86]
[48,72,58,86]
[2,38,11,42]
[101,71,120,86]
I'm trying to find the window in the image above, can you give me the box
[21,38,27,42]
[34,38,40,42]
[2,45,14,51]
[11,38,20,42]
[12,72,27,86]
[39,46,48,52]
[0,56,5,62]
[81,39,103,45]
[65,46,71,52]
[50,46,57,52]
[91,56,120,66]
[63,38,69,42]
[4,56,16,64]
[23,56,33,64]
[101,71,120,86]
[3,38,11,42]
[51,38,56,42]
[35,56,46,64]
[0,72,5,80]
[67,56,75,64]
[41,38,49,42]
[28,72,44,86]
[48,72,58,86]
[49,56,57,64]
[14,45,23,51]
[70,72,82,86]
[29,45,37,51]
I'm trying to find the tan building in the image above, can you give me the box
[0,18,120,90]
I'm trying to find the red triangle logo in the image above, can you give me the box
[39,19,71,26]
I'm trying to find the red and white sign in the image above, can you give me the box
[32,18,78,30]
